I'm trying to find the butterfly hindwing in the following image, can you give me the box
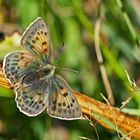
[3,51,39,86]
[21,17,52,64]
[15,80,49,116]
[47,74,82,120]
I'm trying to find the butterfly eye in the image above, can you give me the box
[44,68,50,75]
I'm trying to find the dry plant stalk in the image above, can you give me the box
[94,18,114,106]
[0,68,140,139]
[75,91,140,139]
[0,66,11,89]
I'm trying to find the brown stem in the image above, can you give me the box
[74,91,140,139]
[94,18,114,105]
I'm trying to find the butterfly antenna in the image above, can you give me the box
[56,67,80,75]
[54,42,64,66]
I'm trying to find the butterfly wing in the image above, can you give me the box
[3,51,39,86]
[15,80,49,116]
[21,17,52,64]
[47,74,82,120]
[3,51,49,116]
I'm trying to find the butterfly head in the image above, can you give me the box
[42,64,55,78]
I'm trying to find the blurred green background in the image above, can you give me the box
[0,0,140,140]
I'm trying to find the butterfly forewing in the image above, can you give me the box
[21,17,52,64]
[47,74,82,120]
[3,51,39,86]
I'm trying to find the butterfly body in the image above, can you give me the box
[21,64,55,86]
[3,17,82,120]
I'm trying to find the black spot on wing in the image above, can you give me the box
[59,86,63,90]
[70,104,73,107]
[32,40,36,43]
[67,105,70,109]
[42,41,47,45]
[58,103,61,106]
[63,92,68,97]
[72,99,75,103]
[63,102,66,106]
[35,37,39,40]
[44,32,48,36]
[39,100,43,104]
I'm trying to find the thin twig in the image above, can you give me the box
[94,7,115,105]
[100,93,122,139]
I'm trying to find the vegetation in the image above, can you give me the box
[0,0,140,140]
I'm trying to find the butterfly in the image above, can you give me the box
[2,17,82,120]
